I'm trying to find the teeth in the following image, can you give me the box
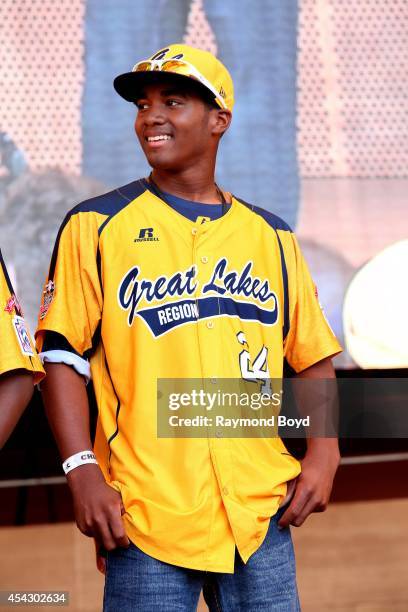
[147,135,172,141]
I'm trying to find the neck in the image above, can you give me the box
[150,168,223,204]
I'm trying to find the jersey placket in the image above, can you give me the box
[191,217,238,569]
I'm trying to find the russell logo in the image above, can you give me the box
[134,228,159,243]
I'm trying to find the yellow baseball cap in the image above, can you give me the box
[114,43,234,111]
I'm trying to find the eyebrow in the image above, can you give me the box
[136,87,189,101]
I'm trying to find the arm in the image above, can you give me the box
[0,370,34,449]
[278,355,340,528]
[41,362,129,550]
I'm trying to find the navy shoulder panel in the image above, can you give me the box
[234,195,292,341]
[69,179,146,217]
[234,196,292,233]
[48,180,147,279]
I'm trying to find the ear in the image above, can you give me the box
[210,109,232,137]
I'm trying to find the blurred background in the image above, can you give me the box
[0,0,407,610]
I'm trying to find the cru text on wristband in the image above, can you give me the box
[62,450,98,474]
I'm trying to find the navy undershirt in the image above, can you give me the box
[163,191,230,222]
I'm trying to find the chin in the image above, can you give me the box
[145,153,185,172]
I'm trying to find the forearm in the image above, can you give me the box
[278,357,340,527]
[0,370,34,448]
[41,363,128,549]
[40,362,93,459]
[294,356,340,449]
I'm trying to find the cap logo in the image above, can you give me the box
[219,86,226,99]
[151,48,184,61]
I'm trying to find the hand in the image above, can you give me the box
[94,539,106,575]
[279,476,298,508]
[67,463,130,551]
[278,439,340,529]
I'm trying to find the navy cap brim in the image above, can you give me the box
[113,70,213,103]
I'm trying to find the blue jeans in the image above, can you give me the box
[103,506,301,611]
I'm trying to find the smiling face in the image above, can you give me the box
[134,73,229,173]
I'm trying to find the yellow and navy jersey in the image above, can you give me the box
[0,250,44,383]
[36,179,341,572]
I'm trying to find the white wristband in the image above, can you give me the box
[62,450,98,474]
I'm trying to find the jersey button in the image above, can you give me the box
[201,256,209,264]
[206,321,214,329]
[222,486,229,496]
[191,228,198,235]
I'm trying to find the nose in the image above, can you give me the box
[142,103,166,126]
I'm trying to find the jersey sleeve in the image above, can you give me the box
[282,233,342,372]
[40,331,91,382]
[0,251,45,384]
[35,211,103,359]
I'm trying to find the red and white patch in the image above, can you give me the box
[4,295,16,313]
[4,294,23,315]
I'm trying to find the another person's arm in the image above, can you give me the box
[0,370,34,448]
[0,248,44,448]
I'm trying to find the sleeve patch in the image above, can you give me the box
[13,315,34,356]
[4,294,23,315]
[39,280,56,320]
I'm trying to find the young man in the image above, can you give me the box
[0,249,44,448]
[36,44,342,611]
